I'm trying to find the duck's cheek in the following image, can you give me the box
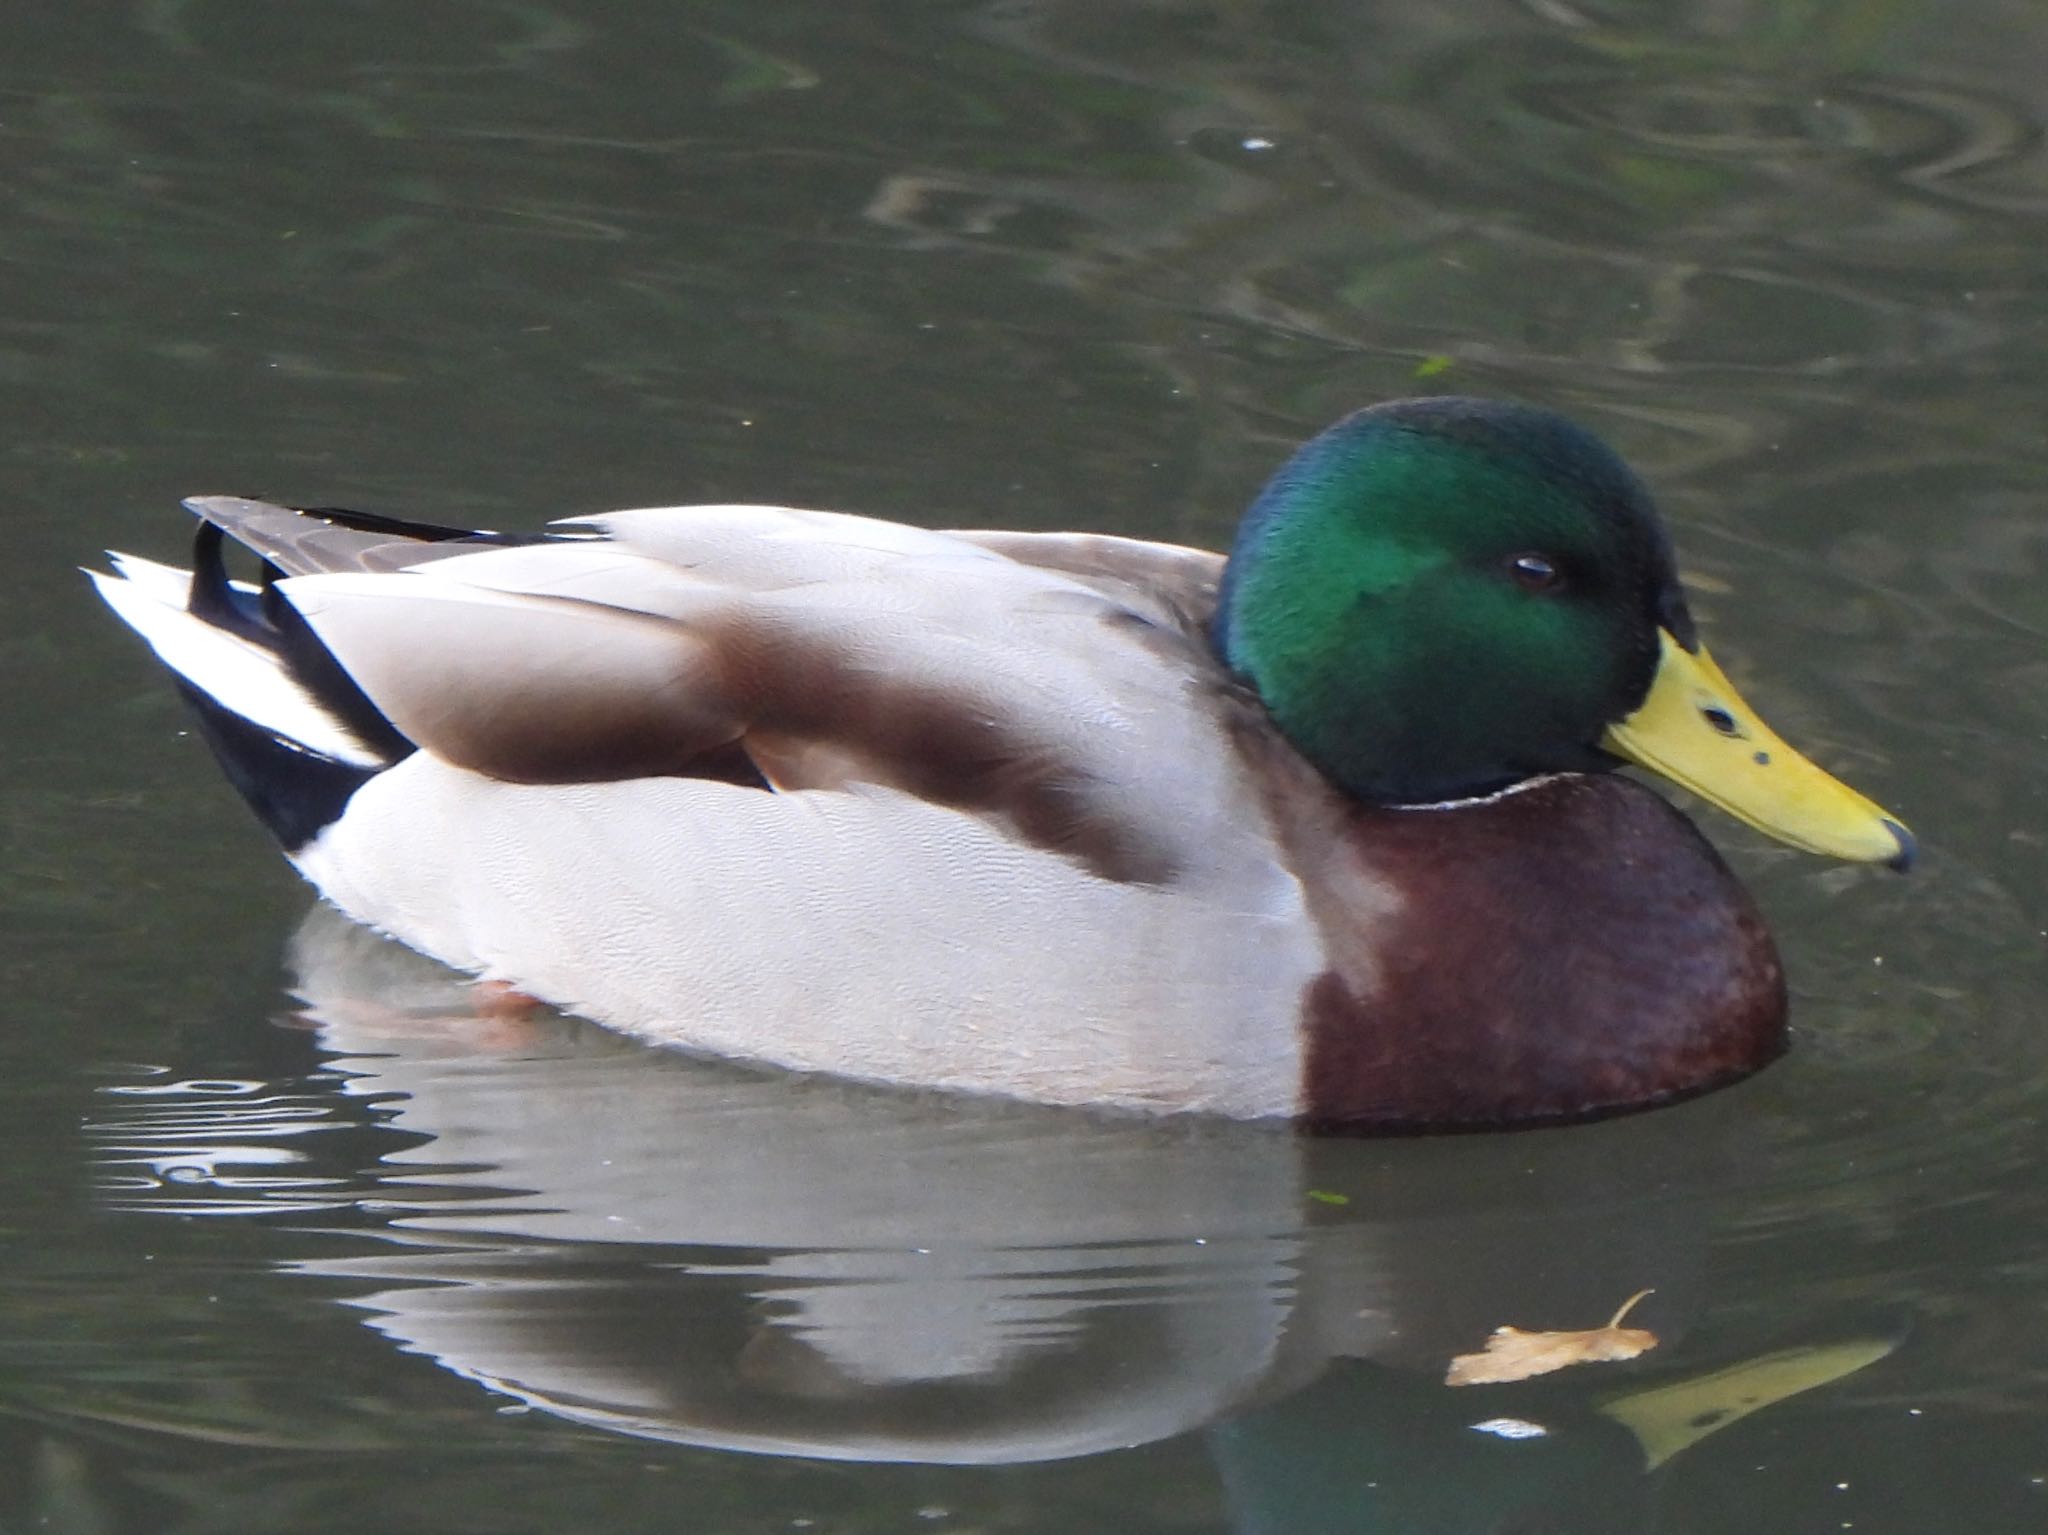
[1296,774,1786,1131]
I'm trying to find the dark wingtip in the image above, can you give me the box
[183,494,518,545]
[1882,818,1918,874]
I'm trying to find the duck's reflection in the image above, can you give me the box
[109,905,1889,1520]
[288,906,1312,1462]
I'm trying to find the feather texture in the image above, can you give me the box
[99,499,1333,1116]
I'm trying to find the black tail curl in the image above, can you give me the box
[169,498,599,849]
[189,518,417,764]
[175,515,415,850]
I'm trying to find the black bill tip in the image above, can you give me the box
[1881,818,1918,874]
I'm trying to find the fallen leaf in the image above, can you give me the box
[1445,1289,1659,1387]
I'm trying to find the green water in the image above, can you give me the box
[6,1,2047,1529]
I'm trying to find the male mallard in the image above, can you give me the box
[91,397,1911,1128]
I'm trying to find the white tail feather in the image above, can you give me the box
[105,551,198,606]
[89,560,385,767]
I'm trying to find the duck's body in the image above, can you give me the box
[92,399,1908,1128]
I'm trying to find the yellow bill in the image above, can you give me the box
[1603,630,1914,870]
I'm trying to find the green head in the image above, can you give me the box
[1214,398,1695,804]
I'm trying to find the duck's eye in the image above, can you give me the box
[1506,552,1563,592]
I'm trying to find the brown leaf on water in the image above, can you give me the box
[1445,1289,1659,1387]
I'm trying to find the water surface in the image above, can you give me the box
[6,1,2048,1530]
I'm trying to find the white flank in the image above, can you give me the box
[295,762,1321,1119]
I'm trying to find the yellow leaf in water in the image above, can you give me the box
[1445,1289,1659,1387]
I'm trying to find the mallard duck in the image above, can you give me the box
[91,397,1911,1128]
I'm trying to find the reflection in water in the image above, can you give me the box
[91,1074,359,1216]
[79,906,1895,1530]
[255,909,1309,1465]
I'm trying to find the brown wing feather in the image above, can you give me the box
[278,513,1243,885]
[281,576,747,783]
[710,614,1192,884]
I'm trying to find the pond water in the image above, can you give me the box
[6,0,2048,1529]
